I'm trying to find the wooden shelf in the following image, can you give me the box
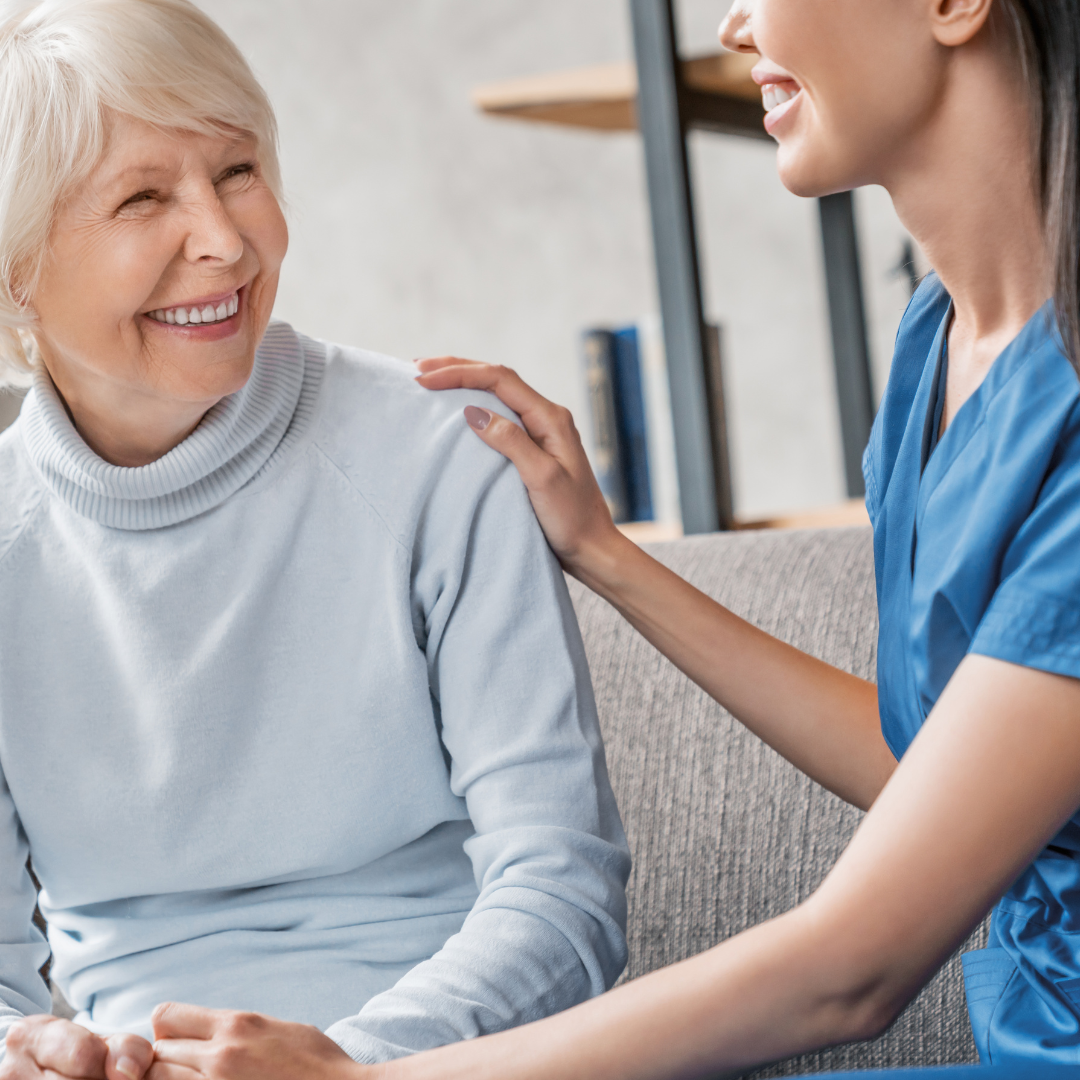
[616,500,870,546]
[472,51,760,134]
[736,498,870,532]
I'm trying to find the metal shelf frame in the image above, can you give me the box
[630,0,874,533]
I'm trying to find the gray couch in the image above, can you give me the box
[568,525,988,1077]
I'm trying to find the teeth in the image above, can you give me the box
[762,84,797,113]
[146,292,239,326]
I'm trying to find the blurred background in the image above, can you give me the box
[3,0,924,522]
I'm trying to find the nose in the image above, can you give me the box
[719,0,756,53]
[183,183,244,266]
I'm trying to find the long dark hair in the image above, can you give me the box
[1002,0,1080,370]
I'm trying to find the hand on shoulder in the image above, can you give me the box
[414,358,631,581]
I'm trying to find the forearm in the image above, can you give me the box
[326,901,622,1062]
[377,907,886,1080]
[573,531,893,810]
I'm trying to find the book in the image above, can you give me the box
[635,315,681,527]
[612,327,653,522]
[581,329,629,522]
[582,319,729,529]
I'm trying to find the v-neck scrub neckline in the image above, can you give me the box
[864,274,1080,1065]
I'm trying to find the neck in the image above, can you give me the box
[40,359,218,468]
[887,29,1050,363]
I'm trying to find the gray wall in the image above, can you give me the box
[24,1,921,519]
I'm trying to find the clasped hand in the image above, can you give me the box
[2,1003,366,1080]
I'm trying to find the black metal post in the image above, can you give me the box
[818,191,874,498]
[630,0,731,533]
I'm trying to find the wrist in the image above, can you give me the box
[566,524,643,601]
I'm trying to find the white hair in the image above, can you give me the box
[0,0,281,386]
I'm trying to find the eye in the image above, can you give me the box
[118,189,158,210]
[218,162,256,184]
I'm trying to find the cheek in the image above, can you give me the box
[247,196,289,279]
[757,1,936,193]
[35,227,171,344]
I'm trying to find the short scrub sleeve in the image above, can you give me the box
[971,397,1080,680]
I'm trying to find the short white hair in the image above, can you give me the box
[0,0,282,386]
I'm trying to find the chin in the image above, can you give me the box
[776,146,861,200]
[172,351,256,404]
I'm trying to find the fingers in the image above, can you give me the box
[463,408,561,491]
[145,1062,200,1080]
[150,1003,218,1042]
[415,362,561,435]
[147,1038,204,1071]
[414,356,485,374]
[104,1033,154,1080]
[7,1016,107,1078]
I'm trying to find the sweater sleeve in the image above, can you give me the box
[0,761,55,1057]
[324,420,631,1063]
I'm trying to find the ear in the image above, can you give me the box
[928,0,996,47]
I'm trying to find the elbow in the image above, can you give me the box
[823,987,904,1047]
[809,964,917,1051]
[791,909,915,1049]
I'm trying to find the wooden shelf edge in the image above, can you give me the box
[615,500,870,546]
[735,498,870,532]
[472,51,761,135]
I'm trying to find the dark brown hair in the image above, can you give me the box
[1002,0,1080,369]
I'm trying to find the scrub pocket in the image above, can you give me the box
[962,947,1017,1063]
[1057,976,1080,1014]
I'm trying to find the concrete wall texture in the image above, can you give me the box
[31,1,923,519]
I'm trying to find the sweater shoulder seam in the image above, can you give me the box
[0,481,46,573]
[311,441,410,556]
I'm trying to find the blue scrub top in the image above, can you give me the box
[864,272,1080,1065]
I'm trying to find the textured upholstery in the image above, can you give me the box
[567,526,988,1077]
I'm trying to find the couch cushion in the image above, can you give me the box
[568,526,987,1076]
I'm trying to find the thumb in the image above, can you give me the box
[463,406,556,490]
[105,1032,155,1080]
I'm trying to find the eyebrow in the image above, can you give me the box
[110,165,173,183]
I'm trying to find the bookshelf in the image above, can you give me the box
[471,0,875,535]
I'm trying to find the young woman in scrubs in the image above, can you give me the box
[400,0,1080,1075]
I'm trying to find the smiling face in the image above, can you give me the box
[29,113,288,461]
[720,0,949,197]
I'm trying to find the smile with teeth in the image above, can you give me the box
[145,292,239,326]
[762,83,800,113]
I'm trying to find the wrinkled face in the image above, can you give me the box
[30,114,289,408]
[720,0,944,197]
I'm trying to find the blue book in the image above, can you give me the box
[581,330,629,523]
[612,327,653,522]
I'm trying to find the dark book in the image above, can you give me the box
[612,327,653,522]
[582,329,629,523]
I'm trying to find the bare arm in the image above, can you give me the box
[376,654,1080,1080]
[415,360,894,810]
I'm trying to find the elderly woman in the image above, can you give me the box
[0,2,630,1079]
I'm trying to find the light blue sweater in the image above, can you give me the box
[0,323,630,1064]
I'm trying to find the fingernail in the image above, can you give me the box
[464,406,491,431]
[116,1056,141,1080]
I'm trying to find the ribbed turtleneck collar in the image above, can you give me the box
[20,321,319,531]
